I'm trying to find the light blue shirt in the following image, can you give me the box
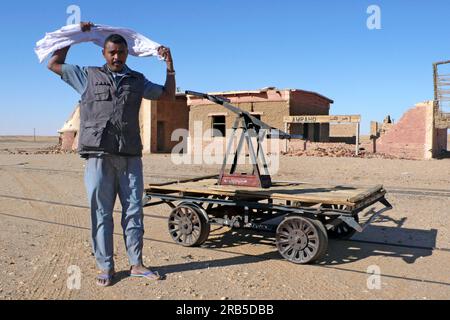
[61,64,164,99]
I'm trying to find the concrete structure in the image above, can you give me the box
[365,101,448,159]
[187,87,333,153]
[58,104,80,151]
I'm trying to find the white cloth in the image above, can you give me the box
[35,24,162,63]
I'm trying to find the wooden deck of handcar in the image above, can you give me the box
[146,175,386,211]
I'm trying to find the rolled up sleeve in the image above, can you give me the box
[61,64,88,95]
[143,77,164,100]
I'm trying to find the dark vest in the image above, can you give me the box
[78,65,145,156]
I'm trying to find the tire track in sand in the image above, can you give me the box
[26,169,87,300]
[4,169,84,299]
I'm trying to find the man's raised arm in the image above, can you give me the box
[158,46,176,101]
[47,22,94,76]
[47,46,70,76]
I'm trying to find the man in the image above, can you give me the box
[47,21,176,286]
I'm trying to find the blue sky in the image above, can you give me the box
[1,0,449,135]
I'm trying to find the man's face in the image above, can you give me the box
[102,42,128,72]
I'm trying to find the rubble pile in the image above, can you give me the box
[4,144,75,155]
[34,144,75,155]
[282,143,403,159]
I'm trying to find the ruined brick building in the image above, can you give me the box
[58,87,448,159]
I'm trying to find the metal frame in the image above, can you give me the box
[186,90,291,188]
[144,173,392,264]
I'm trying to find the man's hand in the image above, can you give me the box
[80,21,94,32]
[157,46,174,72]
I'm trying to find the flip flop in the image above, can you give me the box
[96,273,114,287]
[129,269,161,281]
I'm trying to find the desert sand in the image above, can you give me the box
[0,136,449,300]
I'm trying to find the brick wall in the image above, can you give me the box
[139,95,190,154]
[289,90,331,142]
[329,123,357,143]
[59,131,77,151]
[369,102,450,159]
[375,104,427,159]
[189,100,290,140]
[289,90,331,116]
[154,96,189,152]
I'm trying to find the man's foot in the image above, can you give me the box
[96,269,115,287]
[130,264,161,281]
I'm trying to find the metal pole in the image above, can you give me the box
[284,122,288,152]
[355,122,360,155]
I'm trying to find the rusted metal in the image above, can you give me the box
[219,173,272,188]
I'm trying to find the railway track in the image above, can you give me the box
[1,164,449,199]
[0,192,449,253]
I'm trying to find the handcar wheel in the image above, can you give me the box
[276,216,328,264]
[168,204,210,247]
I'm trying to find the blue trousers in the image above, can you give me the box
[84,155,144,271]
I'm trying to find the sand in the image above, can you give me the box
[0,136,449,300]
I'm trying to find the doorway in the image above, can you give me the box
[157,121,165,152]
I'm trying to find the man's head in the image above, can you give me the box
[102,34,128,72]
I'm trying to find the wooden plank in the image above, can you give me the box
[348,185,383,202]
[150,179,371,197]
[155,180,361,199]
[149,175,218,187]
[150,187,236,198]
[147,178,383,207]
[224,187,361,206]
